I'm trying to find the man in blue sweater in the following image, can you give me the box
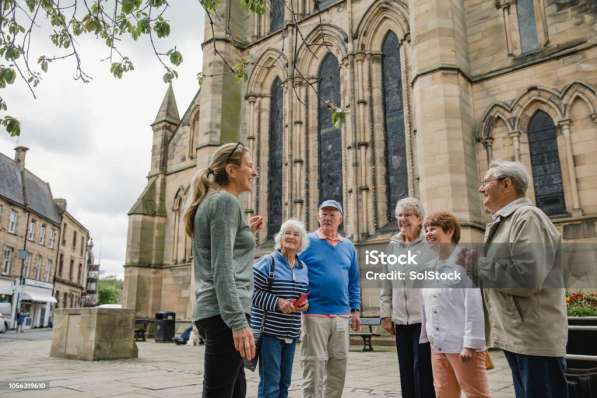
[300,200,361,398]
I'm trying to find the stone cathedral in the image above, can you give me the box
[123,0,597,320]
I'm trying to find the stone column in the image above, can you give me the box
[246,96,258,215]
[496,0,515,56]
[283,81,293,219]
[342,57,359,240]
[559,119,582,216]
[410,0,483,233]
[508,130,521,161]
[293,81,307,221]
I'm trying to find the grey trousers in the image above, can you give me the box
[301,316,350,398]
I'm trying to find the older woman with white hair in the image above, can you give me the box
[250,219,310,398]
[380,197,436,398]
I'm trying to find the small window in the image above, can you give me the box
[39,225,46,245]
[8,210,18,233]
[27,220,37,241]
[78,263,83,285]
[517,0,540,53]
[80,236,85,256]
[34,255,42,280]
[69,259,74,280]
[62,224,67,245]
[45,259,53,282]
[59,254,64,277]
[23,253,31,278]
[2,246,13,274]
[72,230,77,250]
[270,0,284,32]
[48,230,56,249]
[316,0,336,11]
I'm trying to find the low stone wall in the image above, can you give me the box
[50,308,138,361]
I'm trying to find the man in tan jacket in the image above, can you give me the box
[468,160,568,398]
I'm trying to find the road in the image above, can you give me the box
[0,328,52,343]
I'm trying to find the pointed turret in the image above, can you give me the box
[152,83,180,126]
[149,84,180,175]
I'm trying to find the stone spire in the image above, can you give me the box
[152,83,180,126]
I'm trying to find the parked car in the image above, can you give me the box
[0,313,8,333]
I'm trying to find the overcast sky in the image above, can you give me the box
[0,4,205,279]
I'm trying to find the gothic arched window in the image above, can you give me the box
[382,31,408,223]
[318,53,343,206]
[268,77,284,239]
[528,110,566,216]
[517,0,539,53]
[270,0,284,32]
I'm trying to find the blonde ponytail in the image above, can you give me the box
[183,142,249,237]
[183,168,216,237]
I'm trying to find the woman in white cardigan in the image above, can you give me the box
[420,212,491,398]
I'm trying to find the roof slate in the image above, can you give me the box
[0,151,61,224]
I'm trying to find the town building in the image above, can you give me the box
[0,147,91,328]
[124,0,597,320]
[53,208,89,310]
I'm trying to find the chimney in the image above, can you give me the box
[14,146,29,170]
[54,198,67,213]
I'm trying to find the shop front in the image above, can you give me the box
[19,279,56,328]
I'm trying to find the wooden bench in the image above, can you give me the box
[351,317,381,352]
[134,318,149,342]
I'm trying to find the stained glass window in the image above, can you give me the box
[517,0,539,53]
[270,0,284,32]
[528,110,566,216]
[382,31,408,223]
[318,53,343,206]
[268,77,284,239]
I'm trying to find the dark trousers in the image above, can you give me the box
[504,350,568,398]
[395,323,436,398]
[196,316,246,398]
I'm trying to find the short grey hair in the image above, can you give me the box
[487,160,529,196]
[274,219,310,253]
[394,197,425,220]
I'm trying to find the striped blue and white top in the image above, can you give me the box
[250,250,309,340]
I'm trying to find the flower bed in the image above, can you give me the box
[567,292,597,317]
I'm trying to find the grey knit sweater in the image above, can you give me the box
[192,191,256,330]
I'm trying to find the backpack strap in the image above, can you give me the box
[266,254,277,292]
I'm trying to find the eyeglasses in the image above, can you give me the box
[225,142,244,165]
[479,177,505,187]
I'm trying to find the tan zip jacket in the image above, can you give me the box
[479,198,567,357]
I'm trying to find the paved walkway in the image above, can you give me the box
[1,333,515,397]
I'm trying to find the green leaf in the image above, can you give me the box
[4,68,16,84]
[2,116,21,137]
[121,0,142,15]
[233,59,248,81]
[200,0,218,13]
[25,0,36,12]
[197,72,204,87]
[168,50,183,66]
[153,17,170,38]
[241,0,266,15]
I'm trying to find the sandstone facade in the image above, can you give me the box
[124,0,597,319]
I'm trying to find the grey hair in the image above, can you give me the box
[487,160,529,196]
[274,219,310,253]
[394,197,425,220]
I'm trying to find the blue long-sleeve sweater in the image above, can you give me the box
[299,233,361,315]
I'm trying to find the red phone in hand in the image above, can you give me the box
[293,292,309,308]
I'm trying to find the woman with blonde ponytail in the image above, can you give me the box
[185,142,263,398]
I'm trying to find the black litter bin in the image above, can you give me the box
[155,311,176,342]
